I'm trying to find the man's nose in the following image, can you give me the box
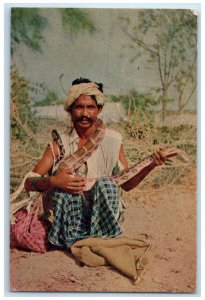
[82,107,89,116]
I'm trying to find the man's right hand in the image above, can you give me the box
[51,168,86,194]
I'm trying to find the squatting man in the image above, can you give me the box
[25,77,165,248]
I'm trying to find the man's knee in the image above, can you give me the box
[95,177,118,191]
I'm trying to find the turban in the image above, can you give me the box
[64,82,104,112]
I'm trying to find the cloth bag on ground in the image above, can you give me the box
[10,172,51,253]
[10,198,50,253]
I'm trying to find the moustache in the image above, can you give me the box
[76,116,95,123]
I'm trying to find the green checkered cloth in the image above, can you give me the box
[48,178,122,248]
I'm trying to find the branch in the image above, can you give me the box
[121,26,158,57]
[167,47,173,77]
[166,46,175,88]
[179,82,197,111]
[167,69,180,88]
[59,73,67,95]
[164,48,168,87]
[157,48,165,88]
[180,52,197,95]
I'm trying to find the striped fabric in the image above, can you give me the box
[48,178,122,248]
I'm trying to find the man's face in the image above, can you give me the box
[70,94,102,129]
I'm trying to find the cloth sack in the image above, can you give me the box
[70,237,151,284]
[10,199,50,253]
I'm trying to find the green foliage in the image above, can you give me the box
[11,8,47,54]
[112,89,158,113]
[10,69,37,141]
[120,9,197,119]
[34,90,63,106]
[61,8,96,35]
[111,89,158,125]
[11,8,96,55]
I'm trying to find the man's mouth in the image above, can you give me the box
[77,116,94,123]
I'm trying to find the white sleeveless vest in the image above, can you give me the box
[50,127,123,178]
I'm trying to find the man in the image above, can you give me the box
[25,77,164,249]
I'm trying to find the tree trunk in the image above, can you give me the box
[178,92,183,113]
[161,90,167,122]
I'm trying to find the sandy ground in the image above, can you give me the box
[9,168,197,294]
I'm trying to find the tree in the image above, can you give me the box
[61,8,95,36]
[112,89,157,120]
[10,8,96,137]
[10,69,38,140]
[11,8,48,55]
[120,9,197,120]
[11,8,96,55]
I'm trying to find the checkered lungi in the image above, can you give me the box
[48,178,122,248]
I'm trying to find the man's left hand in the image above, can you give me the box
[152,151,166,166]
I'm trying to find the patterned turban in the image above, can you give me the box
[64,82,104,112]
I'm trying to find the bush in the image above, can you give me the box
[10,69,37,141]
[34,90,63,106]
[111,89,158,120]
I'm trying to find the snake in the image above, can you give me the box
[53,119,189,192]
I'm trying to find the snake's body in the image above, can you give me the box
[55,119,188,192]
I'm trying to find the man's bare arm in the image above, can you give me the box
[118,144,129,171]
[24,141,86,193]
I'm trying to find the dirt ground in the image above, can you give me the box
[9,168,197,294]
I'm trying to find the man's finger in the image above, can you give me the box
[67,181,86,188]
[152,152,164,165]
[69,175,86,182]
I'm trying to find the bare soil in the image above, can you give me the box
[10,169,197,293]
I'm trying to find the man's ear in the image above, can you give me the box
[97,106,103,114]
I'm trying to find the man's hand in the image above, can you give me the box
[51,169,86,194]
[152,151,166,166]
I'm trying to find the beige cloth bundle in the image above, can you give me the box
[70,237,151,284]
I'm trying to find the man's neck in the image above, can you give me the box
[75,123,96,140]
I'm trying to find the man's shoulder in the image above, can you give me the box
[104,128,122,142]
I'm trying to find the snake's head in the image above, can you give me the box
[160,148,190,162]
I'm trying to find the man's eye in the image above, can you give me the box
[73,106,96,110]
[74,106,83,109]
